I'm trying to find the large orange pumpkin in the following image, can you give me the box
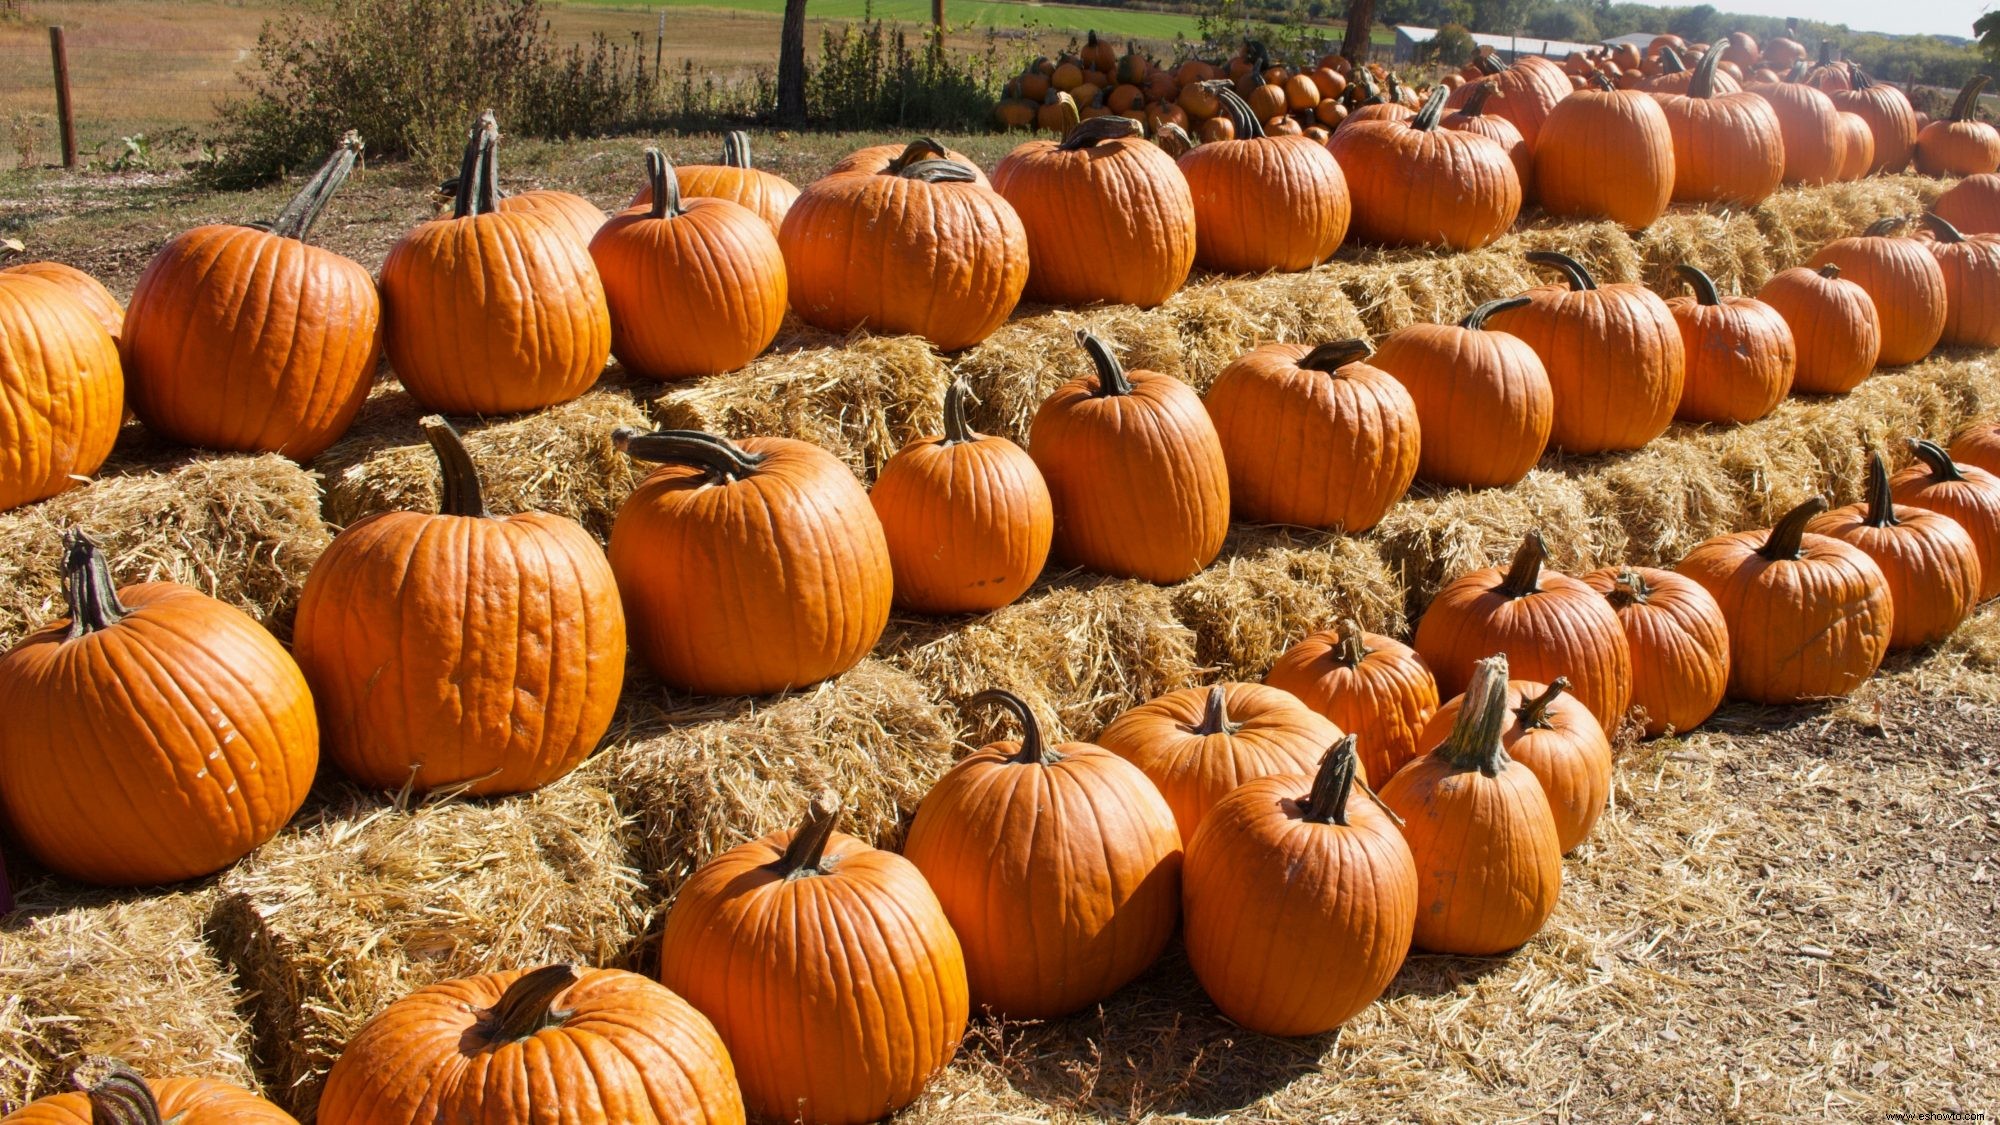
[0,272,120,513]
[1892,438,2000,602]
[1832,111,1876,181]
[0,247,122,340]
[1950,420,2000,478]
[1418,676,1611,853]
[1915,76,2000,177]
[1935,173,2000,234]
[0,532,317,885]
[1830,68,1916,174]
[294,418,625,796]
[1441,83,1532,199]
[660,793,967,1125]
[991,114,1196,308]
[1370,295,1551,489]
[1666,263,1795,424]
[630,131,800,236]
[1029,331,1229,583]
[1264,620,1439,783]
[319,965,743,1125]
[1918,212,2000,348]
[1674,497,1893,703]
[1657,45,1785,205]
[122,134,378,460]
[1182,737,1416,1036]
[608,428,891,696]
[1755,263,1880,394]
[1810,451,1981,650]
[1806,217,1947,368]
[903,689,1182,1019]
[1580,566,1730,737]
[2,1064,297,1125]
[1414,529,1634,732]
[496,188,608,249]
[1328,86,1521,250]
[1204,339,1419,532]
[1533,76,1675,229]
[380,113,611,414]
[1379,654,1563,956]
[1485,250,1684,454]
[1176,87,1351,272]
[1749,72,1847,184]
[1444,53,1574,149]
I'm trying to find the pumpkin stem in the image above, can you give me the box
[721,130,752,168]
[1213,86,1266,139]
[1675,263,1723,306]
[1436,654,1512,777]
[775,790,844,876]
[1950,75,1990,122]
[644,148,682,219]
[1657,45,1685,74]
[1058,114,1142,150]
[1298,339,1374,374]
[267,131,363,242]
[1604,569,1651,608]
[612,427,767,480]
[1589,72,1615,92]
[1456,82,1497,117]
[939,378,977,445]
[1332,618,1369,668]
[1816,262,1842,280]
[1191,684,1242,736]
[1861,450,1899,529]
[421,416,490,519]
[1474,53,1505,77]
[1516,677,1569,730]
[897,159,979,184]
[77,1061,163,1125]
[1299,735,1361,825]
[489,964,580,1042]
[1155,122,1194,157]
[1497,530,1548,599]
[1921,211,1966,244]
[451,110,502,219]
[1784,60,1809,83]
[1525,249,1597,291]
[61,530,128,640]
[1817,39,1834,67]
[1077,330,1134,396]
[885,138,949,172]
[1758,496,1829,560]
[1907,437,1967,482]
[1687,40,1725,99]
[1460,294,1531,329]
[1850,66,1876,91]
[1410,85,1449,132]
[1863,215,1907,238]
[967,688,1056,765]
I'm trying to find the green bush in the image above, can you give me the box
[808,18,1007,132]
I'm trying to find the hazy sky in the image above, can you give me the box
[1709,0,1984,39]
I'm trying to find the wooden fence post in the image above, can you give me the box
[49,25,77,170]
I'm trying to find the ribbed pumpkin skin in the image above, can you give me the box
[1935,174,2000,234]
[1441,102,1532,199]
[1658,88,1785,204]
[1892,456,2000,602]
[1265,627,1439,782]
[1750,81,1846,185]
[1827,82,1917,173]
[1667,290,1795,424]
[0,276,121,513]
[1204,344,1419,532]
[497,189,608,247]
[1916,119,2000,177]
[1371,318,1551,489]
[294,512,626,796]
[1097,682,1346,840]
[2,1078,298,1125]
[1808,231,1947,367]
[0,582,317,885]
[1810,501,1981,650]
[1921,227,2000,348]
[659,824,967,1125]
[1444,55,1572,148]
[318,967,743,1125]
[1181,762,1416,1036]
[779,171,1028,351]
[1029,367,1229,584]
[1486,279,1683,454]
[1327,117,1521,250]
[1177,136,1350,272]
[902,739,1182,1019]
[590,196,787,380]
[1950,421,2000,477]
[1833,113,1875,180]
[869,422,1052,615]
[1580,567,1730,737]
[828,142,991,185]
[991,133,1196,308]
[634,166,801,236]
[610,436,890,696]
[2,260,122,338]
[1755,266,1880,394]
[380,212,611,414]
[1533,88,1675,229]
[1420,680,1611,853]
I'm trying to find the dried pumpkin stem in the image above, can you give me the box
[939,379,977,445]
[1817,262,1842,280]
[1907,438,1967,482]
[885,138,948,173]
[1688,41,1725,99]
[644,148,682,219]
[1921,212,1966,244]
[62,529,128,640]
[1863,215,1907,238]
[1497,530,1548,599]
[1300,735,1361,825]
[421,416,490,519]
[451,110,502,220]
[489,964,580,1041]
[1949,75,1989,122]
[1077,330,1134,396]
[1410,85,1449,132]
[1332,619,1369,668]
[1516,677,1570,730]
[1457,82,1497,117]
[1474,53,1505,77]
[1656,46,1685,74]
[1862,451,1900,528]
[1460,294,1531,329]
[268,131,364,242]
[1604,569,1651,609]
[1675,263,1723,306]
[1154,122,1194,157]
[898,159,979,184]
[1058,114,1143,150]
[1525,250,1597,291]
[1758,497,1829,561]
[967,688,1056,765]
[79,1062,162,1125]
[1213,86,1266,139]
[611,427,767,480]
[1298,339,1374,374]
[721,130,752,168]
[1192,684,1243,736]
[1437,655,1513,777]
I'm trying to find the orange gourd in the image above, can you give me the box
[1935,173,2000,234]
[1329,86,1521,250]
[3,1064,297,1125]
[1915,76,2000,177]
[1580,567,1730,737]
[1666,262,1795,424]
[1807,217,1947,367]
[1264,620,1439,783]
[1371,295,1551,489]
[0,272,120,513]
[630,131,800,236]
[1755,263,1880,394]
[1657,45,1785,205]
[1811,451,1981,649]
[1891,438,2000,602]
[1176,87,1350,272]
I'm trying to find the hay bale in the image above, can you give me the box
[1170,525,1407,679]
[1515,218,1645,283]
[589,659,958,895]
[1751,175,1942,271]
[207,778,648,1115]
[316,379,653,538]
[0,889,259,1111]
[1638,206,1775,295]
[0,449,327,647]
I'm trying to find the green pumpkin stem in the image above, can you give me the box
[1656,45,1685,74]
[1907,438,1967,482]
[1077,330,1134,396]
[1758,497,1829,560]
[1516,677,1569,730]
[886,138,949,172]
[62,530,128,641]
[1436,654,1513,777]
[1950,75,1989,122]
[898,159,979,184]
[1526,250,1597,291]
[1192,684,1243,736]
[1687,41,1725,100]
[268,131,363,242]
[967,688,1056,765]
[1410,85,1449,132]
[1921,211,1966,244]
[421,416,490,519]
[1461,294,1531,329]
[489,964,580,1041]
[1298,339,1374,374]
[612,427,767,480]
[77,1061,162,1125]
[451,110,502,219]
[1675,263,1722,306]
[721,130,752,168]
[1058,114,1143,150]
[1332,619,1369,668]
[1299,735,1362,825]
[939,379,977,445]
[1856,451,1899,528]
[1213,86,1266,139]
[1456,82,1496,117]
[1497,530,1548,599]
[1474,53,1505,77]
[1589,71,1615,92]
[645,148,682,219]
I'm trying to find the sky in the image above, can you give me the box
[1703,0,1984,39]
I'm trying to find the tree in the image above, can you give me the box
[1667,5,1721,45]
[1421,23,1477,65]
[1978,10,2000,63]
[1527,4,1597,43]
[778,0,808,123]
[1343,0,1375,61]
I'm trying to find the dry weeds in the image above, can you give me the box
[1170,524,1407,679]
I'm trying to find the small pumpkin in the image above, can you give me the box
[1182,737,1415,1036]
[1934,173,2000,234]
[1379,654,1563,956]
[1674,497,1893,703]
[1917,212,2000,348]
[1915,76,2000,177]
[630,131,800,236]
[1810,451,1982,649]
[2,1063,298,1125]
[1533,74,1676,229]
[1832,111,1875,181]
[1755,263,1880,394]
[0,245,122,340]
[1828,67,1917,174]
[1806,217,1947,367]
[1370,295,1551,489]
[1891,438,2000,601]
[1666,263,1795,424]
[319,965,743,1125]
[1328,86,1522,250]
[1419,676,1610,853]
[1657,45,1785,205]
[1444,53,1575,149]
[1176,87,1351,273]
[1264,619,1439,783]
[0,272,120,513]
[1440,83,1532,199]
[1580,567,1730,737]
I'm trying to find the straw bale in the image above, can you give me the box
[0,889,258,1111]
[207,778,648,1114]
[0,447,327,647]
[1751,174,1942,272]
[316,378,653,538]
[1514,217,1645,283]
[588,659,958,895]
[1637,206,1774,295]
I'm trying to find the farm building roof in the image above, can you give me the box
[1392,24,1602,60]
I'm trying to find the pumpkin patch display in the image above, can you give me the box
[631,130,799,236]
[3,1063,299,1125]
[1666,263,1795,424]
[1182,737,1416,1036]
[1754,263,1879,394]
[1372,295,1550,489]
[1749,70,1847,185]
[1807,218,1946,368]
[1656,45,1785,206]
[1533,75,1676,229]
[904,690,1182,1019]
[1419,676,1612,853]
[1204,338,1419,532]
[660,793,967,1125]
[826,136,992,185]
[1810,452,1981,649]
[1891,438,2000,601]
[1918,212,2000,348]
[122,133,379,461]
[1915,76,2000,177]
[1329,86,1521,250]
[0,532,318,885]
[294,417,626,797]
[1581,567,1730,737]
[1176,87,1350,273]
[1949,420,2000,477]
[1828,68,1916,174]
[0,270,121,513]
[608,427,890,696]
[1265,620,1439,783]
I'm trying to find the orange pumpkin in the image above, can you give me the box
[3,1064,297,1125]
[0,250,121,340]
[1264,620,1439,782]
[1949,420,2000,478]
[1176,87,1351,272]
[1441,83,1532,200]
[1580,567,1729,737]
[1534,75,1675,229]
[1832,111,1875,180]
[1657,45,1785,205]
[1918,212,2000,348]
[1830,68,1916,174]
[496,188,608,248]
[1329,86,1521,250]
[1755,263,1880,394]
[0,273,120,513]
[1666,263,1795,424]
[1810,451,1982,649]
[631,131,800,236]
[1445,53,1574,149]
[1892,438,2000,602]
[1807,217,1947,367]
[1915,76,2000,177]
[1935,173,2000,234]
[1419,675,1611,853]
[1371,295,1551,489]
[1749,73,1847,185]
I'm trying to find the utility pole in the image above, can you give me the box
[49,26,77,169]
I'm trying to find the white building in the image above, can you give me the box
[1392,24,1606,63]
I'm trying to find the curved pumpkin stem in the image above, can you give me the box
[775,790,844,876]
[1687,41,1725,100]
[721,130,752,168]
[1298,339,1374,374]
[1949,75,1989,122]
[1299,735,1361,825]
[1656,45,1686,75]
[1191,684,1242,736]
[1332,618,1369,668]
[1758,496,1829,561]
[268,131,364,242]
[1921,211,1967,244]
[1784,60,1809,84]
[1526,250,1597,291]
[1907,437,1968,482]
[1474,53,1505,77]
[1497,530,1548,599]
[885,137,949,172]
[1155,122,1194,158]
[898,159,979,184]
[421,416,490,519]
[1516,677,1569,730]
[61,530,128,641]
[967,688,1055,765]
[1213,86,1266,139]
[1863,215,1908,238]
[77,1061,163,1125]
[1675,263,1723,306]
[1861,450,1899,529]
[1603,568,1651,608]
[1059,114,1143,150]
[1849,66,1877,91]
[451,110,502,220]
[939,378,977,446]
[612,427,767,480]
[1436,654,1512,777]
[1461,294,1531,329]
[1456,82,1498,117]
[1589,71,1615,92]
[644,148,683,219]
[1077,330,1134,397]
[1817,262,1843,280]
[1410,85,1449,132]
[489,964,579,1041]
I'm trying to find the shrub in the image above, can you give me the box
[808,19,1006,132]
